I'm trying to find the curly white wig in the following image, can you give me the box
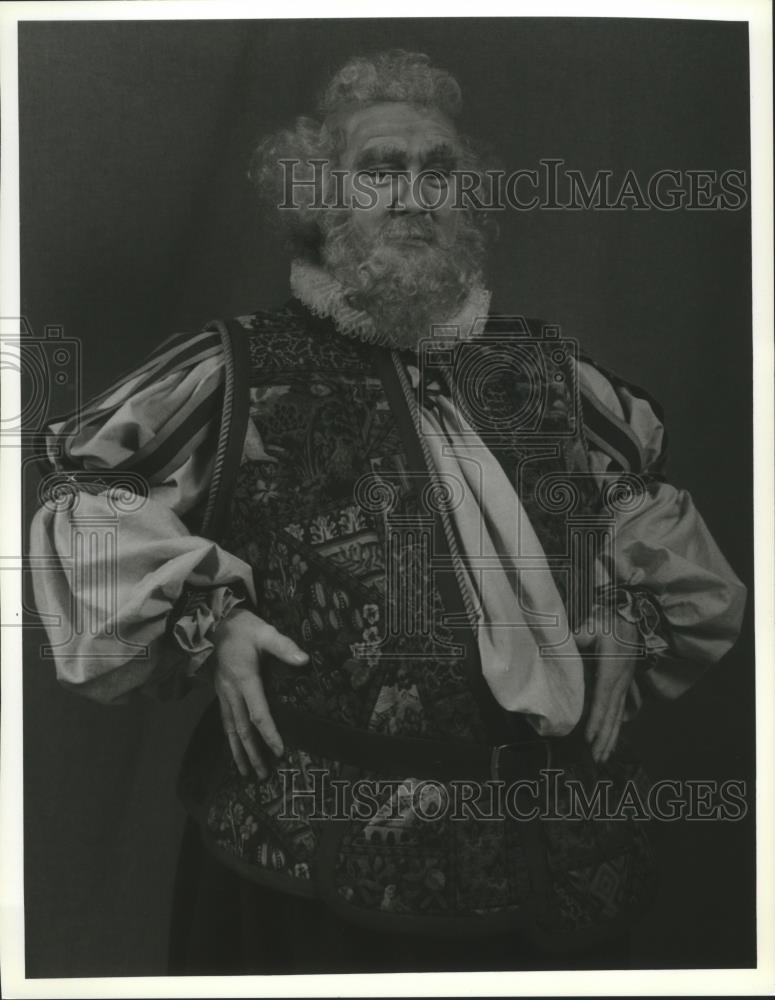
[249,49,493,259]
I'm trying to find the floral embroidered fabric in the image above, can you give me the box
[173,305,660,941]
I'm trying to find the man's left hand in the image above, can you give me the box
[584,617,640,763]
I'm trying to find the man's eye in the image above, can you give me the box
[423,168,452,185]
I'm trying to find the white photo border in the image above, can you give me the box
[1,1,772,996]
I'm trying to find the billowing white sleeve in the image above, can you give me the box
[30,339,256,704]
[578,358,747,700]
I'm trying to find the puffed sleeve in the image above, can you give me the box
[29,329,256,705]
[577,357,748,699]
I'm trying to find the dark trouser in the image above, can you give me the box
[168,820,632,975]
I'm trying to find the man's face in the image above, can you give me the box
[316,100,485,347]
[337,102,461,251]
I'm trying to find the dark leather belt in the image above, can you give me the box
[271,703,589,783]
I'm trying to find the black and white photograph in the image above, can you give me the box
[1,2,772,994]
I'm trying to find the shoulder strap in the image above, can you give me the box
[578,352,668,474]
[199,318,251,541]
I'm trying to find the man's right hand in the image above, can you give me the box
[211,607,309,779]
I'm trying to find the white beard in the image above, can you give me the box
[290,256,492,351]
[317,212,487,349]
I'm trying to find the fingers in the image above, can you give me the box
[216,682,269,780]
[230,692,270,779]
[217,695,250,778]
[590,706,613,763]
[239,671,285,758]
[598,698,626,763]
[214,612,309,676]
[212,613,309,778]
[592,693,625,763]
[584,664,610,744]
[584,650,637,751]
[588,678,618,762]
[253,620,309,667]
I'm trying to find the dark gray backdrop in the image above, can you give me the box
[19,17,754,976]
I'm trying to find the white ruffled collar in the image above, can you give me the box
[290,258,491,348]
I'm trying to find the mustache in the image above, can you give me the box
[318,207,487,349]
[379,215,437,243]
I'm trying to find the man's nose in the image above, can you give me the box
[391,172,430,213]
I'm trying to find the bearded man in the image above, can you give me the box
[31,50,747,974]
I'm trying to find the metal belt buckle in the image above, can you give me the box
[489,740,553,781]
